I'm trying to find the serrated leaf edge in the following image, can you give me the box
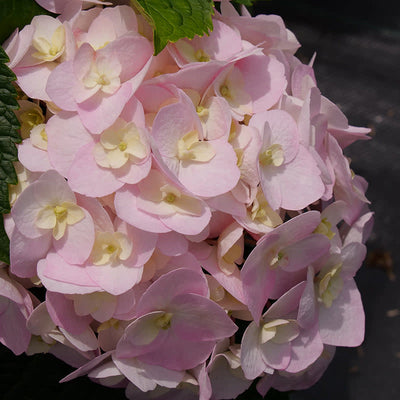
[0,45,20,264]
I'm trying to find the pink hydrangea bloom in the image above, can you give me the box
[11,170,95,265]
[1,1,373,398]
[0,268,34,355]
[116,268,237,370]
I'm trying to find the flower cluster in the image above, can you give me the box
[1,0,373,398]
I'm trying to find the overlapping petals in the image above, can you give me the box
[2,1,373,399]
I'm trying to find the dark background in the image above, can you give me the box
[1,1,400,399]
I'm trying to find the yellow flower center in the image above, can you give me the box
[155,312,173,330]
[220,84,231,98]
[195,49,210,62]
[315,263,343,308]
[259,144,284,167]
[164,193,176,204]
[177,130,215,162]
[314,218,335,240]
[54,205,67,220]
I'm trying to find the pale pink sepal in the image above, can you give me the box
[157,232,188,256]
[18,140,52,172]
[59,326,98,352]
[113,355,185,392]
[46,61,78,111]
[85,263,143,296]
[46,112,93,177]
[114,186,171,233]
[67,142,125,197]
[285,323,323,373]
[0,299,32,355]
[10,228,52,278]
[235,54,287,113]
[53,209,95,265]
[208,353,252,400]
[60,351,113,383]
[139,269,209,313]
[0,269,33,355]
[46,290,93,335]
[201,249,246,304]
[38,256,100,294]
[16,63,55,101]
[241,322,266,379]
[169,293,238,342]
[318,279,365,347]
[11,170,77,239]
[137,331,216,371]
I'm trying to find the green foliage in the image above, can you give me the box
[0,0,53,45]
[131,0,214,54]
[0,46,21,264]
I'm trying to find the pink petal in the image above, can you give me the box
[160,206,211,235]
[47,112,93,177]
[251,109,299,164]
[46,290,92,335]
[18,140,52,172]
[53,209,95,265]
[85,263,142,296]
[236,54,286,112]
[135,268,209,317]
[280,234,330,272]
[68,142,124,197]
[209,354,252,399]
[116,311,169,358]
[113,356,184,391]
[10,228,52,278]
[38,255,100,294]
[120,96,146,128]
[241,322,266,379]
[201,250,246,304]
[11,170,75,239]
[46,61,78,110]
[115,186,171,233]
[286,323,323,373]
[157,231,188,256]
[170,293,238,342]
[138,330,215,371]
[260,341,291,370]
[16,63,55,101]
[77,81,134,134]
[297,267,318,329]
[60,351,112,383]
[241,234,280,322]
[260,145,324,211]
[115,156,152,185]
[206,192,247,217]
[0,300,31,355]
[117,221,158,266]
[100,34,152,83]
[177,140,240,197]
[76,194,114,232]
[318,279,365,346]
[266,281,307,319]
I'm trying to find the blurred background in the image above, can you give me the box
[1,1,399,399]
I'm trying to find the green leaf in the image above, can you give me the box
[0,0,53,45]
[0,46,20,264]
[131,0,214,55]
